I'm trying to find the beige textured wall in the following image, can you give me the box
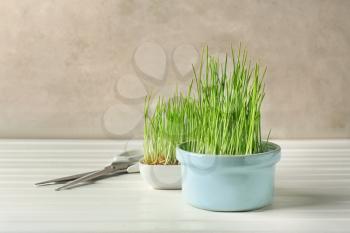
[0,0,349,139]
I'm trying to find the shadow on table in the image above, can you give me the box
[256,187,342,211]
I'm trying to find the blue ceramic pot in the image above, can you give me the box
[176,142,281,211]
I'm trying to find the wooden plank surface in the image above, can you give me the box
[0,140,349,232]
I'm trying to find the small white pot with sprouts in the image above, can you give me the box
[139,162,181,190]
[141,95,183,190]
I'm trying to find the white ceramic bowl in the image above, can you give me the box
[139,162,182,190]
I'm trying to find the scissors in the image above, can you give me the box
[35,150,143,191]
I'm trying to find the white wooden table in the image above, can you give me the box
[1,140,349,232]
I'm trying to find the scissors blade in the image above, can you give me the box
[55,168,110,191]
[55,162,132,191]
[35,170,98,186]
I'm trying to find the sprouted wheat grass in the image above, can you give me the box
[144,46,269,165]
